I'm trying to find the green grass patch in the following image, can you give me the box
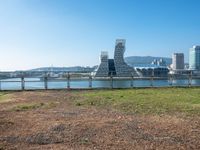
[12,102,58,111]
[12,103,45,111]
[0,143,6,150]
[0,92,11,103]
[75,88,200,115]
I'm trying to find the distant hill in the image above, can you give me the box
[125,56,172,66]
[29,66,96,72]
[28,56,172,72]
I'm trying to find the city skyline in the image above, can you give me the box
[1,0,200,71]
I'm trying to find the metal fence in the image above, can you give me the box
[0,71,200,90]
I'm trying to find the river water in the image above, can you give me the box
[0,78,200,90]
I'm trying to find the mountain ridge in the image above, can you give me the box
[28,56,172,71]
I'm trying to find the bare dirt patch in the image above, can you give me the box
[0,90,200,150]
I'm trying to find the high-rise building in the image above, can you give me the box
[95,39,137,77]
[189,46,200,70]
[113,39,134,77]
[95,51,109,77]
[172,53,184,70]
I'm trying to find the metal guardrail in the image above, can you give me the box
[0,74,200,90]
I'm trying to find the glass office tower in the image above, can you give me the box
[189,46,200,70]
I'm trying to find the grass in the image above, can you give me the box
[12,103,45,111]
[75,87,200,115]
[0,143,6,150]
[11,102,57,111]
[0,92,11,103]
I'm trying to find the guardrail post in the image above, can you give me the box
[21,76,25,90]
[89,75,92,88]
[169,74,173,86]
[130,74,134,88]
[150,70,154,87]
[67,72,70,89]
[188,71,192,87]
[44,73,48,90]
[110,73,113,89]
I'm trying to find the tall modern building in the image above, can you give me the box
[114,39,135,77]
[95,39,137,77]
[189,46,200,70]
[95,51,109,77]
[172,53,184,70]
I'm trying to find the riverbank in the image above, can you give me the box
[0,88,200,149]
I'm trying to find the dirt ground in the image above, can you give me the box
[0,90,200,150]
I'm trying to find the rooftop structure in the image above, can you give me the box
[151,58,167,66]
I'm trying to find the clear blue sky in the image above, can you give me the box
[0,0,200,71]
